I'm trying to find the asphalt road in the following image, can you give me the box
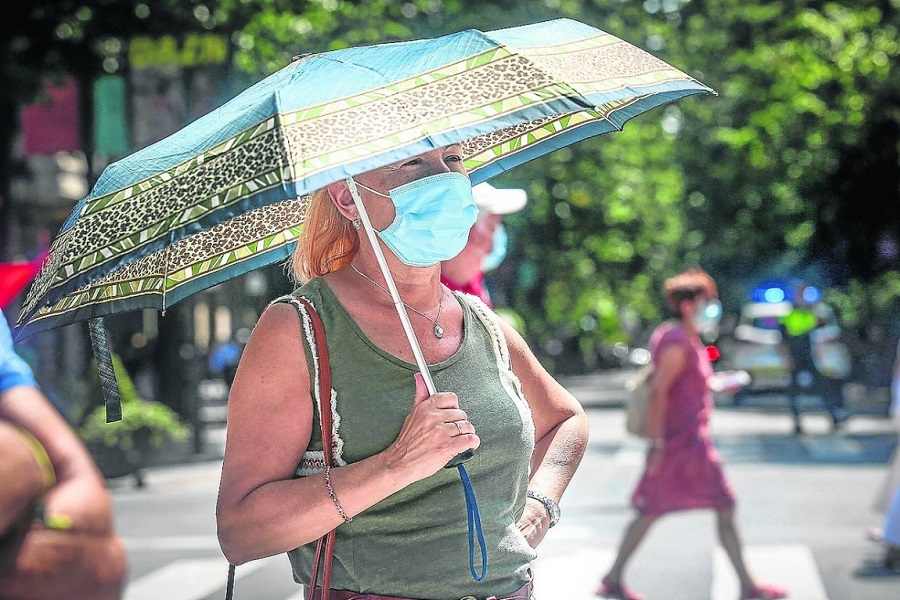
[113,382,900,600]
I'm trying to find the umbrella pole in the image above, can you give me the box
[347,182,481,572]
[345,177,438,395]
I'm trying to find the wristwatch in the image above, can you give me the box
[526,489,560,528]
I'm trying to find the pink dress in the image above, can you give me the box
[631,322,736,516]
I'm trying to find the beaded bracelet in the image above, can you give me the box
[322,464,352,523]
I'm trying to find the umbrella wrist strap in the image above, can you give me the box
[459,464,488,581]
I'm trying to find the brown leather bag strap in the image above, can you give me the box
[225,295,337,600]
[296,296,335,466]
[293,295,338,600]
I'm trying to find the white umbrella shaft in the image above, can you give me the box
[345,177,437,395]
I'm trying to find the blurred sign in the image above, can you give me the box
[129,34,228,69]
[801,286,821,303]
[20,79,81,155]
[93,76,130,158]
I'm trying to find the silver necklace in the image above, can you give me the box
[350,264,446,339]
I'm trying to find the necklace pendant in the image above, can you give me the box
[433,323,444,339]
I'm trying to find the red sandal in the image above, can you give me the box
[595,576,644,600]
[741,582,788,599]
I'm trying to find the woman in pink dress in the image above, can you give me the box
[597,268,787,600]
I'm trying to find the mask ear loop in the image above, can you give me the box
[353,179,391,199]
[345,176,487,582]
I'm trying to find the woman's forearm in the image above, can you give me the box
[527,411,589,504]
[217,450,411,564]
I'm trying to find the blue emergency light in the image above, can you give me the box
[802,286,821,303]
[751,280,790,303]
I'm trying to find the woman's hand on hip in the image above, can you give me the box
[517,498,551,549]
[382,373,480,485]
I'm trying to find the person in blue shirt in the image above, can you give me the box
[0,310,126,599]
[0,311,37,392]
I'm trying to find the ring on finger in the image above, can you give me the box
[453,420,464,436]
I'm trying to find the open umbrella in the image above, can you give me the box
[17,18,712,343]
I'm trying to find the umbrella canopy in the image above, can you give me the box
[17,17,712,337]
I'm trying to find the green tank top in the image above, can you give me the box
[277,277,536,599]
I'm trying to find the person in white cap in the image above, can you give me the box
[440,182,527,306]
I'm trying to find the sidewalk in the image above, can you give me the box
[557,369,635,409]
[559,369,893,415]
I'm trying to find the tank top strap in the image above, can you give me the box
[455,292,534,439]
[456,292,512,369]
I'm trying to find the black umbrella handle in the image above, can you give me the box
[444,449,475,468]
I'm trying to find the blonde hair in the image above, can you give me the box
[290,189,359,283]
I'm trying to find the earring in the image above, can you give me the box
[351,218,361,230]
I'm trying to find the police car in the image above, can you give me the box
[722,285,852,398]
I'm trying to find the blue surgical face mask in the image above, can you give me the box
[355,172,478,267]
[482,223,508,272]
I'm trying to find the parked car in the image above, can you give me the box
[721,300,852,399]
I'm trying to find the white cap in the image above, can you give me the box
[472,182,527,215]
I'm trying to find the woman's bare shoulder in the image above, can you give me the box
[224,302,313,453]
[234,301,310,390]
[219,301,314,510]
[256,300,305,345]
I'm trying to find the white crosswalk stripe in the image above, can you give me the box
[123,543,830,600]
[122,535,221,551]
[712,545,829,600]
[125,555,279,600]
[533,547,615,600]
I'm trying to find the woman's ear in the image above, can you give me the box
[326,181,357,221]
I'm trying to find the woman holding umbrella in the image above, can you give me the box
[13,18,718,599]
[216,144,589,599]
